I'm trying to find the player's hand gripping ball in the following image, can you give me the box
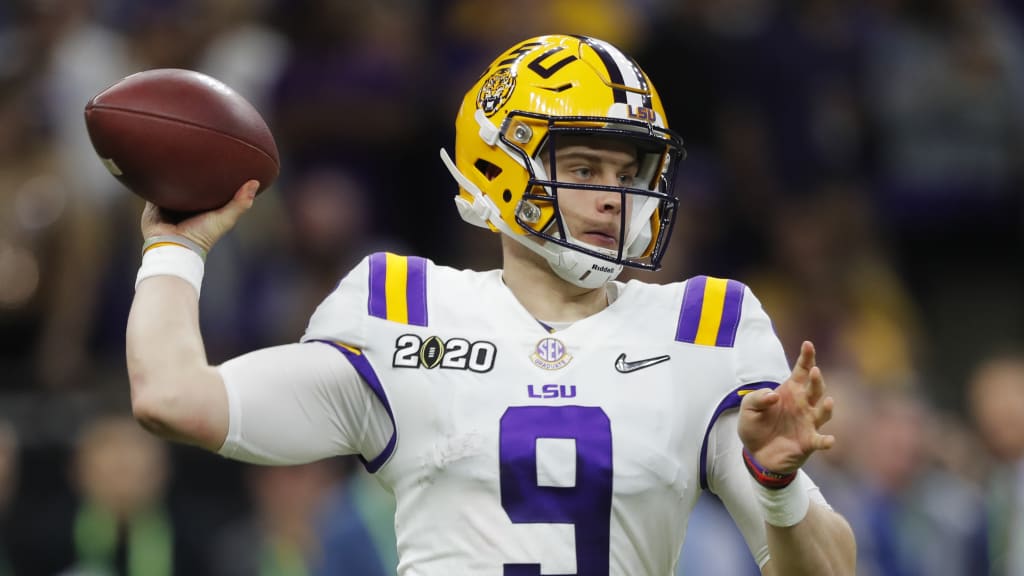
[84,68,279,214]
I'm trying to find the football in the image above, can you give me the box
[84,68,279,214]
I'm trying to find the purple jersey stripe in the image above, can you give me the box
[699,381,780,491]
[675,275,707,343]
[367,252,388,320]
[715,280,745,347]
[311,340,397,473]
[405,256,428,327]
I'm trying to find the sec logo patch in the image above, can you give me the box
[530,337,572,370]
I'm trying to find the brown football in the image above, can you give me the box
[84,68,279,214]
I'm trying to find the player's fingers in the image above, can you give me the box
[176,180,259,252]
[141,202,160,228]
[230,179,260,207]
[740,388,779,412]
[213,180,259,221]
[812,433,835,451]
[813,396,834,428]
[807,365,826,405]
[791,341,816,383]
[140,201,174,237]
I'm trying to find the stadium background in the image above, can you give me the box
[0,0,1022,574]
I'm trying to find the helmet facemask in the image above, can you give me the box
[505,112,684,274]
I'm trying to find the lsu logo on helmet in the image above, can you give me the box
[476,67,516,116]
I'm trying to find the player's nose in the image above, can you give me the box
[595,186,623,214]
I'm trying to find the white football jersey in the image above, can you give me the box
[298,252,792,576]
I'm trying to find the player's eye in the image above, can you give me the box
[568,166,593,180]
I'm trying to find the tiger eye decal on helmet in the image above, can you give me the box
[477,68,516,117]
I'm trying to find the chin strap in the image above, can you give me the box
[549,249,623,289]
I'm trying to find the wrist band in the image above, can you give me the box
[742,447,798,489]
[142,234,207,261]
[135,244,205,297]
[752,471,811,527]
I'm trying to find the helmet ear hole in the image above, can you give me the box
[474,159,503,181]
[502,190,512,203]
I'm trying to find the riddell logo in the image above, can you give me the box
[591,263,615,273]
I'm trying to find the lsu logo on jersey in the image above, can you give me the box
[393,334,497,373]
[527,383,576,398]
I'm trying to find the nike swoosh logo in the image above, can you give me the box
[615,353,671,373]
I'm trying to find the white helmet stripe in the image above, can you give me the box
[582,37,651,109]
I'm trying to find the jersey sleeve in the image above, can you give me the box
[217,342,393,465]
[301,255,372,348]
[702,285,832,566]
[733,285,791,387]
[693,282,792,491]
[672,277,788,385]
[296,252,421,472]
[705,411,833,569]
[218,254,402,468]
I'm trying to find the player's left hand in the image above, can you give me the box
[737,341,835,475]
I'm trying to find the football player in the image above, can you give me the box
[126,35,856,575]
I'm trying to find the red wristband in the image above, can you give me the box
[742,447,797,490]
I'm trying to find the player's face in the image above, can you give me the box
[544,137,640,251]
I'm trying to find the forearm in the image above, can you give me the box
[762,502,856,576]
[126,274,227,450]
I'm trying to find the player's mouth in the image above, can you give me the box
[580,230,619,249]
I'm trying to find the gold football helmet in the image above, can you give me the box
[441,34,685,287]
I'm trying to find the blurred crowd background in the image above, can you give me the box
[0,0,1022,574]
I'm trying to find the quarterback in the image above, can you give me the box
[126,35,855,575]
